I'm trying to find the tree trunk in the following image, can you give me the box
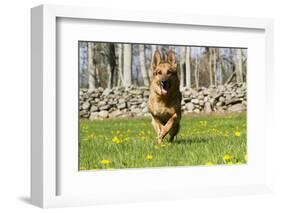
[106,64,112,88]
[185,47,191,88]
[208,48,214,87]
[107,43,116,88]
[139,45,149,86]
[235,49,243,83]
[213,48,217,87]
[88,42,96,90]
[194,56,200,89]
[179,47,185,88]
[123,44,132,87]
[150,45,157,79]
[116,44,124,86]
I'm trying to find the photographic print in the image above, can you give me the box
[79,42,247,170]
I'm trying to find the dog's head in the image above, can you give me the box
[151,49,178,96]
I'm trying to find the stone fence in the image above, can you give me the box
[80,82,247,119]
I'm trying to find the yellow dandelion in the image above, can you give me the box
[160,144,167,148]
[100,159,110,165]
[235,131,241,137]
[146,155,153,160]
[112,136,121,144]
[205,162,214,166]
[223,154,232,161]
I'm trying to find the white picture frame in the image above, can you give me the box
[31,4,274,208]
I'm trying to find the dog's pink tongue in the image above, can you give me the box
[161,87,167,95]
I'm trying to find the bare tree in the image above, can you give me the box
[213,48,217,86]
[106,43,116,88]
[208,48,214,87]
[217,49,223,85]
[88,42,96,90]
[185,47,191,88]
[179,47,185,88]
[194,56,200,89]
[150,45,157,80]
[235,49,243,83]
[123,44,132,87]
[139,45,149,86]
[116,44,124,86]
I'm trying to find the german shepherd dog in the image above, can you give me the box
[147,49,182,144]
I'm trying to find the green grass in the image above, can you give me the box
[79,113,247,170]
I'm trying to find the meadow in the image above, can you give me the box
[79,113,247,170]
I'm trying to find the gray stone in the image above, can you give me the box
[118,98,126,104]
[198,95,204,100]
[142,107,148,113]
[131,108,142,113]
[228,103,246,112]
[130,90,143,95]
[140,102,147,108]
[98,110,109,119]
[98,87,104,92]
[89,112,99,120]
[225,98,242,106]
[219,96,225,103]
[191,99,199,104]
[90,105,98,112]
[199,100,205,106]
[98,101,107,106]
[91,93,99,98]
[204,102,212,113]
[100,105,110,110]
[80,110,88,116]
[82,101,91,110]
[109,110,123,118]
[216,102,223,107]
[186,102,194,111]
[117,102,126,110]
[194,108,200,113]
[183,90,192,97]
[102,88,112,96]
[108,100,118,105]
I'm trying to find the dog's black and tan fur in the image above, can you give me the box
[147,50,182,144]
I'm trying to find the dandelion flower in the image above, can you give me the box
[223,154,232,161]
[235,131,241,137]
[146,155,153,160]
[100,159,110,165]
[112,136,121,144]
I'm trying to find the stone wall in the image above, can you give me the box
[80,82,247,120]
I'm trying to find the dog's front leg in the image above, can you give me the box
[151,115,163,139]
[158,113,178,144]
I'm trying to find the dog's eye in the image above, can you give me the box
[167,70,172,74]
[157,70,162,75]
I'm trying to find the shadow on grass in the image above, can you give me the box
[173,136,211,145]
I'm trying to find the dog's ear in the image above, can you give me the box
[152,50,162,70]
[167,49,177,70]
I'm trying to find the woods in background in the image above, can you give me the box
[79,42,247,89]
